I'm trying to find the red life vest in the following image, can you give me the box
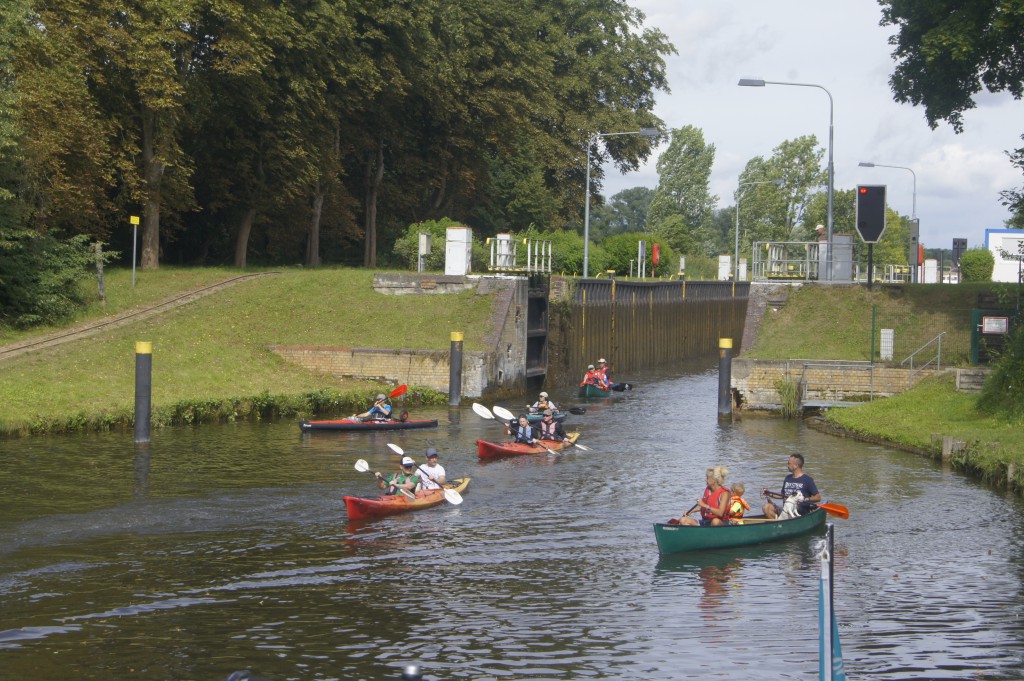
[701,485,731,522]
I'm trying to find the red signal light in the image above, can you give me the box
[859,187,868,194]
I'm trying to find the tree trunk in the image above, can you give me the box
[234,206,255,268]
[305,178,324,267]
[140,107,164,270]
[363,138,384,268]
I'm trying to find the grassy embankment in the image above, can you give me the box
[0,267,493,437]
[749,283,1023,494]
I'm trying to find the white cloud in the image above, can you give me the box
[595,0,1024,251]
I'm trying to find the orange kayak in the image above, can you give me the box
[344,478,470,520]
[476,433,580,460]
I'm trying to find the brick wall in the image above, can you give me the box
[731,357,940,410]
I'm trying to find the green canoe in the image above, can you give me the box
[653,508,826,555]
[578,383,613,398]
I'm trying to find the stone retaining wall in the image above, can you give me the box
[732,357,940,410]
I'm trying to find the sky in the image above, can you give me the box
[598,1,1024,253]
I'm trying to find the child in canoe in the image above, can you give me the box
[728,483,751,525]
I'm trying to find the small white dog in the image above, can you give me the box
[777,492,804,520]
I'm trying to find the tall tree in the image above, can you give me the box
[881,0,1024,132]
[646,125,718,255]
[733,136,825,247]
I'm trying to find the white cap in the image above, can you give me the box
[539,392,548,398]
[598,358,607,363]
[401,456,415,466]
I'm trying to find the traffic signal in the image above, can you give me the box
[952,238,967,266]
[855,185,887,243]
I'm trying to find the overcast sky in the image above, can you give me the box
[599,1,1024,252]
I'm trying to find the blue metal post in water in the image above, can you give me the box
[449,331,463,408]
[134,341,152,444]
[718,338,733,420]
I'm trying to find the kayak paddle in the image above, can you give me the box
[353,458,415,500]
[386,444,462,505]
[388,384,408,398]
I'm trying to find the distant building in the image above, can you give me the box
[985,228,1024,283]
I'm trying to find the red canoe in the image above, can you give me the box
[300,417,438,431]
[344,478,470,520]
[476,433,580,461]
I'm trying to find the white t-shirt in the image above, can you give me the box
[418,462,446,489]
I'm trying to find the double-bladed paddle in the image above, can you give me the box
[386,443,463,505]
[353,458,415,500]
[388,384,408,398]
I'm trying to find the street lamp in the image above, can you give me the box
[584,128,659,278]
[858,161,916,219]
[734,178,784,281]
[738,78,834,280]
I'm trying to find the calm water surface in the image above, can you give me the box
[2,359,1023,680]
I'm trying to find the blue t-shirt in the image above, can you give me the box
[780,473,819,515]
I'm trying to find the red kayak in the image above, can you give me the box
[300,417,438,431]
[344,478,470,520]
[476,433,580,460]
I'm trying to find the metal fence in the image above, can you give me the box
[871,305,973,367]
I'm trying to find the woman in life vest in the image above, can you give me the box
[679,466,732,526]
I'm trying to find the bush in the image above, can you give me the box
[960,247,995,282]
[977,323,1024,422]
[0,229,96,328]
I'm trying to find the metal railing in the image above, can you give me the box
[900,332,945,385]
[487,236,551,273]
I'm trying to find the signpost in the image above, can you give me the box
[130,215,140,288]
[855,185,886,288]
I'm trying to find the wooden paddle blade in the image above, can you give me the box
[472,402,493,419]
[387,443,404,455]
[492,405,516,421]
[389,384,408,398]
[818,502,849,519]
[354,459,370,473]
[444,488,463,505]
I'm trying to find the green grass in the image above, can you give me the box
[0,266,241,346]
[0,267,493,435]
[824,374,1024,493]
[748,282,1007,364]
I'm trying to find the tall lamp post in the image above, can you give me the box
[858,161,915,218]
[738,78,834,280]
[734,178,784,281]
[584,128,659,278]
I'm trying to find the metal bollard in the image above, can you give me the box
[449,331,463,408]
[718,338,732,421]
[134,341,152,444]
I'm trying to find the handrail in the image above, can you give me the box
[899,332,945,385]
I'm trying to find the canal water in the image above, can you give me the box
[1,359,1023,680]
